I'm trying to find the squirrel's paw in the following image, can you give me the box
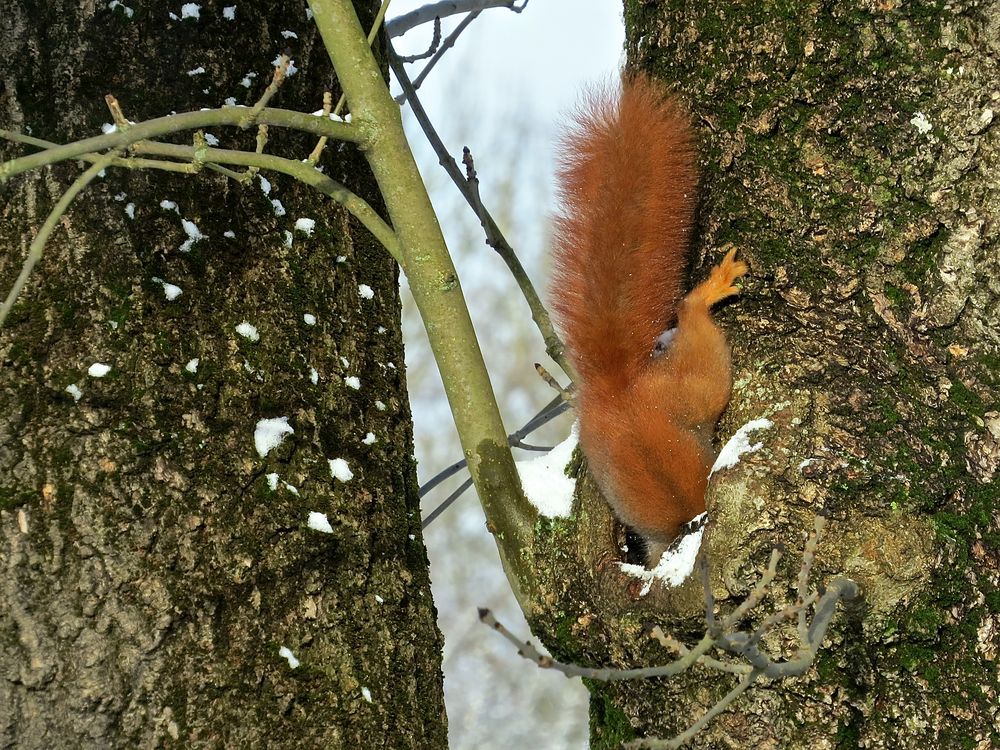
[700,247,748,305]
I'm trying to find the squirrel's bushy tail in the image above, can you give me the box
[550,74,697,393]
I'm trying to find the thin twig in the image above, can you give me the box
[721,547,782,630]
[649,627,752,675]
[797,514,825,643]
[0,108,359,181]
[306,92,334,165]
[240,56,292,128]
[624,670,763,750]
[406,11,482,96]
[508,440,551,452]
[482,518,859,746]
[535,362,572,401]
[130,140,400,261]
[0,129,202,174]
[420,477,474,529]
[419,395,571,527]
[388,45,576,381]
[479,608,718,682]
[386,0,528,37]
[0,154,117,328]
[397,17,442,62]
[104,94,131,129]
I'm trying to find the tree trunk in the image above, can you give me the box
[0,2,446,748]
[521,2,999,748]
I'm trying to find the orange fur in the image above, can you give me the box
[550,74,747,565]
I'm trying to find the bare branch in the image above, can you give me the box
[481,517,859,746]
[396,17,442,63]
[386,0,527,37]
[402,11,482,99]
[419,395,571,527]
[130,140,400,262]
[388,45,575,381]
[306,92,334,165]
[240,55,292,128]
[1,154,118,328]
[624,670,763,750]
[0,107,359,182]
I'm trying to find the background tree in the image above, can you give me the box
[0,2,447,747]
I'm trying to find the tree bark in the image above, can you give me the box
[0,2,446,748]
[518,2,999,748]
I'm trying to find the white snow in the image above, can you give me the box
[180,3,200,19]
[185,358,199,373]
[278,646,300,669]
[361,687,372,703]
[101,123,117,134]
[179,218,206,252]
[307,511,333,533]
[222,5,236,20]
[618,515,706,595]
[161,283,183,301]
[271,56,298,76]
[254,416,293,457]
[294,217,315,235]
[910,112,932,135]
[344,376,361,390]
[328,458,353,482]
[281,30,298,39]
[88,363,111,378]
[235,322,259,341]
[160,199,179,212]
[374,595,384,604]
[270,199,286,217]
[283,230,293,248]
[362,432,377,445]
[203,133,219,146]
[266,473,279,491]
[223,230,236,238]
[516,423,578,518]
[258,175,271,195]
[124,203,136,219]
[303,313,316,325]
[65,384,83,402]
[358,284,374,300]
[186,66,206,76]
[108,0,134,17]
[710,418,774,476]
[309,367,319,385]
[374,400,386,411]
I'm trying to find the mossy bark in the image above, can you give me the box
[515,2,999,749]
[0,2,446,748]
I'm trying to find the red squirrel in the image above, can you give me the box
[550,74,748,566]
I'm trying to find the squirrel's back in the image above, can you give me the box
[550,74,697,394]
